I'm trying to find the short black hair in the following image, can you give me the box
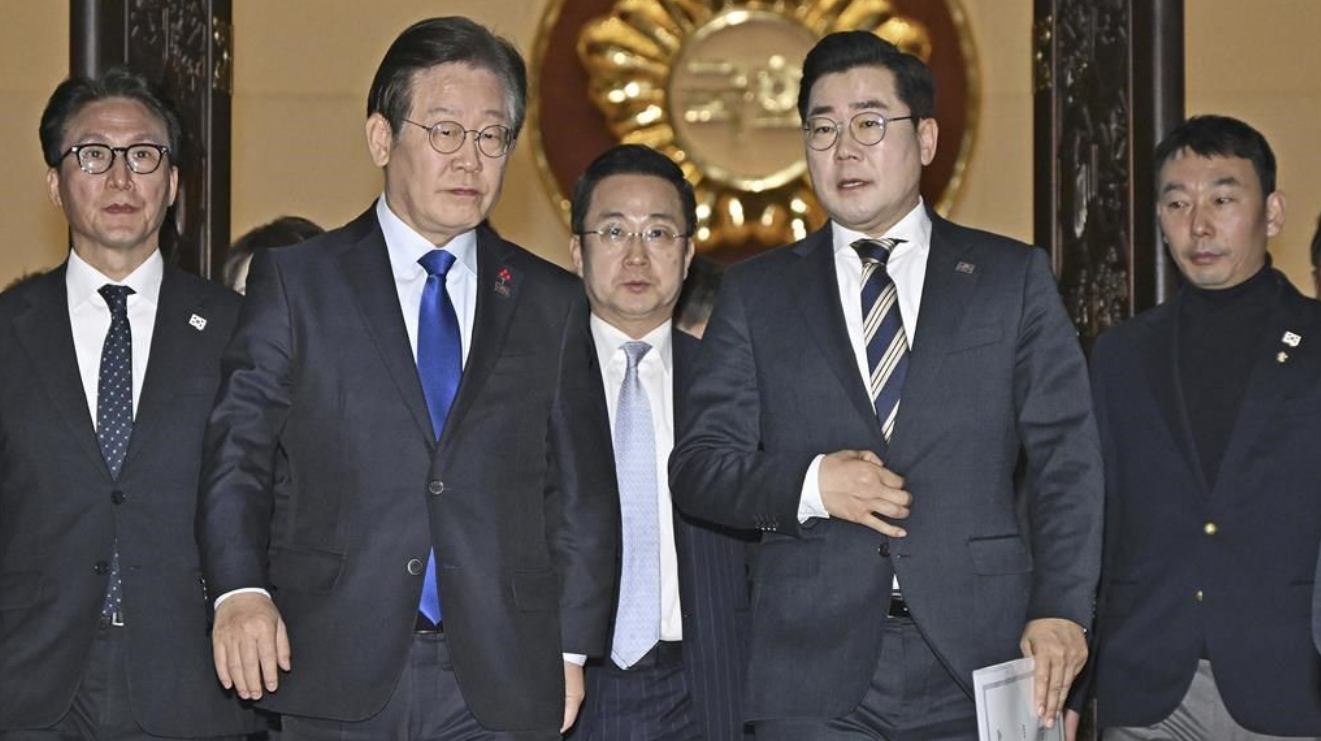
[367,17,527,137]
[223,216,325,290]
[1154,115,1277,195]
[1310,214,1321,270]
[570,144,697,236]
[39,67,183,168]
[797,31,935,123]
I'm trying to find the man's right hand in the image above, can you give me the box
[212,592,290,700]
[818,449,911,537]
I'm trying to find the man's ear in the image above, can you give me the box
[569,235,585,278]
[365,113,395,168]
[917,117,939,166]
[1265,190,1286,238]
[46,168,63,209]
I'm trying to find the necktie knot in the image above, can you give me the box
[98,284,135,316]
[622,340,652,371]
[418,249,458,279]
[852,237,904,267]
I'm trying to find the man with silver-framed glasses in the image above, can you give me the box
[671,31,1103,740]
[0,68,260,740]
[198,16,617,741]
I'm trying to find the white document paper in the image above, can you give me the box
[972,657,1063,741]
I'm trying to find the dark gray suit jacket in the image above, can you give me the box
[670,215,1103,722]
[0,264,258,736]
[197,210,618,731]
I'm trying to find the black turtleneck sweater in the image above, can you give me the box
[1177,266,1278,489]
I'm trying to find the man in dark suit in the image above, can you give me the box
[1072,115,1321,740]
[670,32,1103,740]
[0,69,258,740]
[197,17,617,741]
[566,144,752,740]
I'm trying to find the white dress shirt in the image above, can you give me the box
[798,199,933,523]
[590,316,684,642]
[67,248,164,423]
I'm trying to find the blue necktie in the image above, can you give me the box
[611,341,660,669]
[96,284,135,621]
[416,249,462,625]
[854,238,908,442]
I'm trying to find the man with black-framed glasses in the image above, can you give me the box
[0,68,261,740]
[198,16,616,741]
[671,31,1103,740]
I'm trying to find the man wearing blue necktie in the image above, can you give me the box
[671,31,1103,740]
[197,17,617,741]
[566,144,753,741]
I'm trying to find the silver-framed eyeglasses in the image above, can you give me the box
[802,111,918,151]
[576,224,690,250]
[403,118,514,158]
[61,143,170,175]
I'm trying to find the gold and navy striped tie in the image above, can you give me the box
[853,238,908,442]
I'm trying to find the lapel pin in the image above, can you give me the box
[1277,351,1290,364]
[189,314,208,331]
[955,261,976,274]
[494,266,513,298]
[1283,331,1301,347]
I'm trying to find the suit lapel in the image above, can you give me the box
[11,266,107,472]
[439,226,522,450]
[1213,275,1317,497]
[123,266,202,469]
[1138,296,1210,493]
[341,212,436,445]
[887,217,979,457]
[791,226,882,437]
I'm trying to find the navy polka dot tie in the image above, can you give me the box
[97,284,134,621]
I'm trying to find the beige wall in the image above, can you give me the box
[3,1,1319,296]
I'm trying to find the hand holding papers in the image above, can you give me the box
[973,657,1063,741]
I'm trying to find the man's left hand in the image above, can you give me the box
[561,661,585,733]
[1020,618,1087,729]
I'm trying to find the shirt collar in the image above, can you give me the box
[65,247,164,311]
[590,314,673,377]
[376,195,478,281]
[830,197,932,262]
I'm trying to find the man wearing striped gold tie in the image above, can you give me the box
[671,31,1104,741]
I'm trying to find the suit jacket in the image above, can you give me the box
[1084,270,1321,735]
[669,215,1103,722]
[197,210,618,731]
[0,264,257,736]
[578,328,753,740]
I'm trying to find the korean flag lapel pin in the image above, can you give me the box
[189,313,208,331]
[955,261,976,275]
[1278,330,1301,364]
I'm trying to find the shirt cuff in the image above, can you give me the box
[563,653,587,666]
[214,587,272,609]
[797,454,831,523]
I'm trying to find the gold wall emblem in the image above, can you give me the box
[531,0,978,259]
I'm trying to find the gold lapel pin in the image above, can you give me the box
[1277,351,1290,364]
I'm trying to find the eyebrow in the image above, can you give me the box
[1160,175,1244,195]
[595,210,679,222]
[70,131,164,144]
[807,98,890,118]
[423,105,508,121]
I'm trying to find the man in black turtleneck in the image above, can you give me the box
[1066,115,1321,741]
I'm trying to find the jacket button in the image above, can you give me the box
[111,490,126,505]
[1195,589,1204,602]
[93,560,109,575]
[406,558,424,576]
[878,542,890,557]
[1203,522,1217,535]
[428,480,444,495]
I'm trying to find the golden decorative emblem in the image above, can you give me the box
[530,0,979,259]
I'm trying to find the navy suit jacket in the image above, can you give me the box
[197,210,618,731]
[670,215,1103,722]
[578,328,753,740]
[1084,270,1321,735]
[0,264,258,736]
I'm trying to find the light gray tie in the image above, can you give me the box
[611,340,660,669]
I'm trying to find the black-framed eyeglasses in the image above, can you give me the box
[802,111,919,151]
[403,119,513,158]
[576,224,691,249]
[61,143,171,175]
